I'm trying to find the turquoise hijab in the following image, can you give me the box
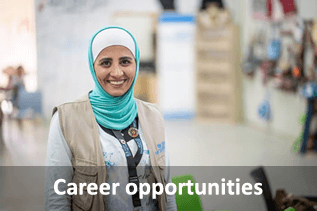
[88,26,140,130]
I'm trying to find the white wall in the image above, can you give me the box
[296,0,317,20]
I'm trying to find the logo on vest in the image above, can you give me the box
[155,141,165,155]
[102,152,118,167]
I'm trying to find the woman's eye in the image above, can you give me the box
[101,61,111,67]
[121,60,131,65]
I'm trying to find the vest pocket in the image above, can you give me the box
[72,170,98,211]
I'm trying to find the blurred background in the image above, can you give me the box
[1,0,317,210]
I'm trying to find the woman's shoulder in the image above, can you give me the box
[58,94,89,106]
[52,93,90,116]
[135,98,160,109]
[135,98,163,117]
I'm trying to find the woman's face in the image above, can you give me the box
[94,45,136,97]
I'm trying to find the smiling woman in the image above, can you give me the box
[45,26,177,211]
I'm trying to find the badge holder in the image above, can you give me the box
[111,119,143,210]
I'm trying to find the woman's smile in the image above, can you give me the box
[107,79,127,87]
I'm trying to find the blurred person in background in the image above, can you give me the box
[0,65,25,133]
[45,26,176,211]
[1,65,25,107]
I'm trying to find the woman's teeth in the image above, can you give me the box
[109,80,124,85]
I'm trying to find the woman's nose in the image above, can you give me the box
[109,65,124,77]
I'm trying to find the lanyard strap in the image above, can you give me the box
[111,119,143,210]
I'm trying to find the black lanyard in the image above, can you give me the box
[111,119,143,210]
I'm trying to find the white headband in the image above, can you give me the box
[92,28,136,62]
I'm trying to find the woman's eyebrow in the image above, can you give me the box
[98,57,112,63]
[119,56,133,60]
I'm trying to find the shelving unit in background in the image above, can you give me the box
[196,10,241,123]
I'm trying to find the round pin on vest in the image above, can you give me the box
[120,139,126,144]
[128,127,139,138]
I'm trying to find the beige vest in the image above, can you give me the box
[53,94,167,211]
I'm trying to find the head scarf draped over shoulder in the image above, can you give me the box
[88,26,140,130]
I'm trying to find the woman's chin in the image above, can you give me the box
[111,93,124,97]
[103,83,131,97]
[105,89,127,97]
